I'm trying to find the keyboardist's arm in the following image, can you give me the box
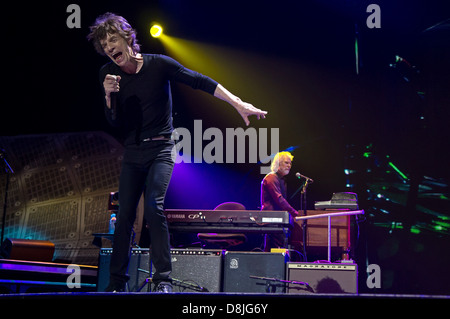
[262,174,298,217]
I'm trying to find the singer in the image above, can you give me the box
[87,13,267,293]
[260,151,298,251]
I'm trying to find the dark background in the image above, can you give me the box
[3,0,450,294]
[5,0,449,201]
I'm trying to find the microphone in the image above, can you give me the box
[295,172,314,183]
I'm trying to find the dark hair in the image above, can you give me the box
[87,12,140,55]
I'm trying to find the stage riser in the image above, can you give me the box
[0,259,97,294]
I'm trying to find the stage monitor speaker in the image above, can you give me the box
[97,248,223,292]
[0,238,55,262]
[286,262,358,294]
[223,251,287,293]
[169,249,223,292]
[97,248,151,292]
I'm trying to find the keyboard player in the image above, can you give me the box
[260,151,298,251]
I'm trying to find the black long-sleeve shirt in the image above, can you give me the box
[99,54,218,145]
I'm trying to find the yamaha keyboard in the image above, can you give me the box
[164,209,292,234]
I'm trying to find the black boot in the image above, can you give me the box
[153,282,173,293]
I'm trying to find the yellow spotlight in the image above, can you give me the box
[150,24,163,38]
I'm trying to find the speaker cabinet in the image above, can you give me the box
[223,251,287,293]
[170,249,223,292]
[97,248,223,292]
[97,248,151,292]
[0,132,124,265]
[286,262,358,294]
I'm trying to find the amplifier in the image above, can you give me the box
[170,249,223,292]
[223,251,287,293]
[286,262,358,294]
[97,248,151,292]
[97,248,222,292]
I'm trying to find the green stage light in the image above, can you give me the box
[388,161,408,180]
[150,24,163,38]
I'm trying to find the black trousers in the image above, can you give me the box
[109,139,175,286]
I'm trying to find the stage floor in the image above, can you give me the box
[0,292,450,304]
[1,291,448,299]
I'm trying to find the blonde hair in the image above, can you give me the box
[270,152,294,173]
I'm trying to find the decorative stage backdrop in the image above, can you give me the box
[0,132,124,265]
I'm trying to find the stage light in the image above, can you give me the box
[388,161,408,180]
[150,24,163,38]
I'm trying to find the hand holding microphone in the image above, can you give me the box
[103,74,121,109]
[104,74,121,94]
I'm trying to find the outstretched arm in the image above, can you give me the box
[161,55,267,126]
[213,84,267,126]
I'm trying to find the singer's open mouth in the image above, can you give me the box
[112,52,123,62]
